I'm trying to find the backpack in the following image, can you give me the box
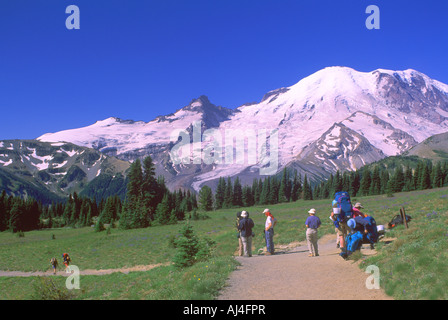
[340,231,363,259]
[333,191,354,224]
[362,216,378,244]
[388,214,412,228]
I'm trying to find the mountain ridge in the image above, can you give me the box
[33,66,448,191]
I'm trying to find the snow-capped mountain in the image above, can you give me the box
[0,140,130,201]
[37,67,448,191]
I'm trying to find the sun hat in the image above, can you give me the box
[241,211,248,218]
[308,208,316,215]
[347,218,356,229]
[263,209,270,214]
[354,203,364,209]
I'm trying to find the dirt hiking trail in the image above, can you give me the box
[0,263,170,277]
[218,234,392,300]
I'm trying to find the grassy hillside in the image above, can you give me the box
[1,186,447,300]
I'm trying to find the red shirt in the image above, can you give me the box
[352,207,365,218]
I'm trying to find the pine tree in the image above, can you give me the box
[9,201,23,233]
[350,171,361,196]
[122,158,149,229]
[95,214,105,232]
[333,171,343,193]
[278,168,288,203]
[268,177,279,204]
[380,170,389,194]
[252,178,260,205]
[369,166,381,195]
[360,170,371,196]
[224,177,233,208]
[127,158,143,203]
[291,171,302,201]
[242,186,254,207]
[302,175,313,200]
[403,166,414,191]
[142,156,158,220]
[172,223,200,269]
[432,162,443,188]
[0,191,6,232]
[100,197,117,225]
[342,172,351,193]
[198,186,213,212]
[419,164,431,190]
[155,194,172,225]
[260,176,270,205]
[214,177,226,209]
[232,177,243,207]
[392,166,405,192]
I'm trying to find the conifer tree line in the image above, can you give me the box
[0,156,198,233]
[1,155,447,232]
[202,168,309,211]
[313,158,448,200]
[201,158,448,211]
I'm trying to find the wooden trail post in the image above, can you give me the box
[400,207,409,229]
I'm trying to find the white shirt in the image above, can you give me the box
[265,216,276,230]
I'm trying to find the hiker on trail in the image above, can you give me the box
[236,211,244,256]
[331,191,355,251]
[238,211,255,257]
[50,258,58,275]
[305,209,321,257]
[264,209,277,255]
[353,203,367,218]
[330,201,340,248]
[62,253,71,273]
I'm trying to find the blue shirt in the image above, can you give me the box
[305,215,321,229]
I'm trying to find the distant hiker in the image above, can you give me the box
[50,258,58,275]
[238,211,255,257]
[305,209,321,257]
[353,203,367,218]
[62,253,71,273]
[263,209,277,255]
[236,211,244,256]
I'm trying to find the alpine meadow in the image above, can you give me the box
[1,1,448,304]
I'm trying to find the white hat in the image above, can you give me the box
[263,209,270,213]
[354,203,364,209]
[308,208,316,215]
[241,211,248,218]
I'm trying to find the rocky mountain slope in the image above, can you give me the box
[0,140,130,202]
[36,67,448,191]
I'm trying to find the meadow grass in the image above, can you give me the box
[1,186,447,300]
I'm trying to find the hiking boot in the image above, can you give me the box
[265,252,272,255]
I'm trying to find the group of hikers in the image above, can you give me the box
[236,191,380,259]
[236,208,277,257]
[49,253,71,274]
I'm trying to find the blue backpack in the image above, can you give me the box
[363,216,378,244]
[334,191,354,225]
[340,231,363,259]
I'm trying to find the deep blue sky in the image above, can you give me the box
[1,0,447,139]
